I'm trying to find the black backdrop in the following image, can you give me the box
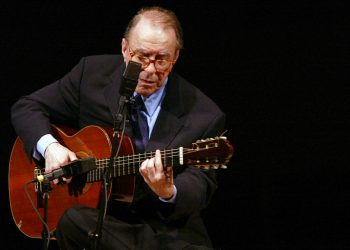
[1,1,348,249]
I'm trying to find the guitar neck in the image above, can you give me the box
[86,148,184,183]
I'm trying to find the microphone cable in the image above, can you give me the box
[23,181,53,249]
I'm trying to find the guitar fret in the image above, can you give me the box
[127,156,130,175]
[124,157,126,175]
[123,157,125,176]
[129,156,132,175]
[96,163,101,179]
[171,148,174,167]
[95,162,99,180]
[113,158,116,178]
[138,154,141,173]
[124,156,127,175]
[128,155,130,174]
[133,155,136,175]
[117,157,120,177]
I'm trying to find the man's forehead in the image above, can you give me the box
[129,19,176,48]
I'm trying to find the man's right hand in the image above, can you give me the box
[44,142,78,184]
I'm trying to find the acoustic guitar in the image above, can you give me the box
[8,124,234,239]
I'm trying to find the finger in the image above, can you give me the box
[45,161,58,174]
[68,151,78,161]
[154,150,163,173]
[166,167,174,184]
[139,159,149,176]
[64,151,76,184]
[53,178,58,185]
[146,157,156,176]
[46,162,60,185]
[63,177,72,184]
[165,166,173,177]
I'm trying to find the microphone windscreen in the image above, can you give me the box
[119,61,142,97]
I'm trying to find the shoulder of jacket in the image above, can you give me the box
[169,72,225,115]
[82,54,123,65]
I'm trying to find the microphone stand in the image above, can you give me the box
[41,178,52,250]
[88,96,133,250]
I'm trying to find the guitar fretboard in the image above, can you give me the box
[86,147,184,182]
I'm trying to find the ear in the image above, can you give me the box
[173,49,180,63]
[121,38,128,61]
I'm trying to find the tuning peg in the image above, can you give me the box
[219,136,227,139]
[220,165,227,169]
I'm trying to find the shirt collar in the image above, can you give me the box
[133,77,168,116]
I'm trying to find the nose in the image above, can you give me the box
[144,60,157,73]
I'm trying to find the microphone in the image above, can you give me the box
[119,61,142,98]
[32,157,96,183]
[114,61,142,126]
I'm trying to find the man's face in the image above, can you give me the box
[122,18,179,97]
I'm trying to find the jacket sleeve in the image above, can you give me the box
[11,57,86,157]
[158,112,226,222]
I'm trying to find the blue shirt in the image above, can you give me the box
[135,78,167,139]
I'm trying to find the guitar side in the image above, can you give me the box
[8,125,115,239]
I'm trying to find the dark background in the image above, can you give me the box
[1,1,348,249]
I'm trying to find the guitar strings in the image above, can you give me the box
[86,148,185,181]
[86,145,221,182]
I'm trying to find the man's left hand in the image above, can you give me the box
[139,149,174,199]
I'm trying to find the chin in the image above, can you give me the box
[136,86,159,97]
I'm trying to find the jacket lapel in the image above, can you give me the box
[104,64,125,117]
[103,64,134,136]
[146,74,185,151]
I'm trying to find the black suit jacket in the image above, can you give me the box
[11,55,226,247]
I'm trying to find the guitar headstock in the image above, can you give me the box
[183,136,234,170]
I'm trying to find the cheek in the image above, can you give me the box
[156,73,168,87]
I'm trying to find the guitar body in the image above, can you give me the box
[8,125,135,239]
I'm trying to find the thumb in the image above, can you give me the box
[68,150,78,161]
